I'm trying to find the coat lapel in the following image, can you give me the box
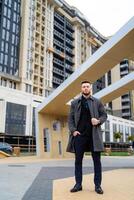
[87,97,95,118]
[76,97,81,125]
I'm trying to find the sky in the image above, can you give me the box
[65,0,134,37]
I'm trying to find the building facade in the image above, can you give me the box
[0,0,107,97]
[0,0,21,89]
[14,0,107,97]
[111,60,134,120]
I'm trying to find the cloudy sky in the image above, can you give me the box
[65,0,134,37]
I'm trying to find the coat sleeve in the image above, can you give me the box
[98,100,107,125]
[68,101,77,134]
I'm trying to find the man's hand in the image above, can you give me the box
[91,118,100,126]
[73,131,81,136]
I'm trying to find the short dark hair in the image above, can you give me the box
[81,80,91,85]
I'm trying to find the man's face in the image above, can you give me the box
[81,83,91,96]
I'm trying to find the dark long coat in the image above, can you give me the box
[68,95,107,152]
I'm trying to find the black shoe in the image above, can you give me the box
[70,184,82,193]
[95,186,104,194]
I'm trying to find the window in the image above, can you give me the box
[105,120,110,130]
[5,0,8,5]
[0,65,2,72]
[131,127,134,135]
[13,23,16,33]
[12,34,15,44]
[9,81,13,88]
[58,141,62,155]
[4,6,7,16]
[113,123,117,133]
[105,131,110,142]
[32,108,35,136]
[52,121,61,131]
[7,19,10,30]
[5,102,26,135]
[13,13,17,22]
[2,29,6,39]
[4,54,8,65]
[25,84,32,93]
[43,128,50,152]
[5,43,8,53]
[11,46,14,56]
[8,9,11,19]
[8,0,12,7]
[1,41,4,52]
[14,2,17,11]
[2,79,7,87]
[6,31,9,41]
[0,53,4,64]
[11,57,14,67]
[3,17,7,28]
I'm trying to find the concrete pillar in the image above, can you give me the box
[0,99,6,133]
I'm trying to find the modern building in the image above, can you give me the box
[17,0,107,97]
[0,85,43,149]
[0,0,21,89]
[111,60,134,120]
[102,115,134,143]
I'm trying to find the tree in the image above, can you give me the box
[114,132,122,142]
[127,135,134,142]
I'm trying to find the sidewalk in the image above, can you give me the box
[53,169,134,200]
[0,156,134,200]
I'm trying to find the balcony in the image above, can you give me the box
[35,59,40,64]
[47,47,55,53]
[66,30,74,40]
[53,77,63,85]
[121,98,130,102]
[122,105,131,109]
[36,16,41,23]
[54,48,65,58]
[47,46,65,58]
[40,71,44,76]
[35,47,40,53]
[65,47,74,55]
[39,82,43,87]
[66,39,74,48]
[120,70,129,76]
[54,12,64,23]
[66,22,74,32]
[53,67,64,76]
[33,80,38,85]
[54,21,64,32]
[54,29,64,40]
[65,56,74,64]
[36,26,40,33]
[65,64,74,72]
[35,39,40,44]
[120,63,129,68]
[53,58,64,67]
[34,69,39,74]
[122,112,131,117]
[53,39,64,49]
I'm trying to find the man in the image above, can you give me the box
[68,80,107,194]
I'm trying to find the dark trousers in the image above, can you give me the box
[74,135,102,187]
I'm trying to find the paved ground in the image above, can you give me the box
[53,169,134,200]
[0,155,134,200]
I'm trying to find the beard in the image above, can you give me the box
[82,91,91,96]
